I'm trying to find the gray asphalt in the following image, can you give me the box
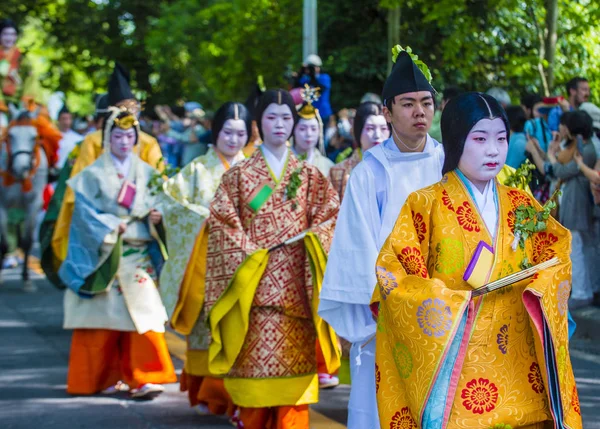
[1,269,599,428]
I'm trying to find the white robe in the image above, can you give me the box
[56,129,83,169]
[319,135,444,429]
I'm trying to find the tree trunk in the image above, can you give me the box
[544,0,559,92]
[387,7,401,74]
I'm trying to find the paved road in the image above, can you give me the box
[1,270,599,428]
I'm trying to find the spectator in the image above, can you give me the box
[56,106,83,169]
[548,77,590,132]
[547,111,597,309]
[505,105,528,169]
[298,54,333,126]
[486,87,511,107]
[522,93,552,153]
[430,86,462,142]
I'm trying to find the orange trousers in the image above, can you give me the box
[180,370,235,416]
[66,329,177,395]
[237,405,309,429]
[315,341,337,375]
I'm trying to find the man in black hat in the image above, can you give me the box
[319,47,444,429]
[50,63,164,269]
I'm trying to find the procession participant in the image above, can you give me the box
[292,86,334,177]
[202,89,340,429]
[0,19,24,129]
[56,105,83,169]
[329,101,390,200]
[319,46,443,429]
[373,92,582,429]
[50,63,163,269]
[59,105,176,399]
[158,101,250,416]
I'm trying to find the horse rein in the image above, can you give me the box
[0,135,41,184]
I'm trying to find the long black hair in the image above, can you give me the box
[441,92,510,175]
[211,102,252,145]
[353,102,386,144]
[255,89,298,140]
[560,110,593,141]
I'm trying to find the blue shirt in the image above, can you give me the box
[547,105,574,132]
[299,73,333,119]
[506,132,528,169]
[524,117,552,152]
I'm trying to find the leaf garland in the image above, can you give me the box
[391,45,433,83]
[285,165,303,210]
[148,157,180,196]
[504,159,536,190]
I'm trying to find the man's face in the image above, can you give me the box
[58,112,73,132]
[0,27,17,50]
[571,81,590,106]
[383,91,435,142]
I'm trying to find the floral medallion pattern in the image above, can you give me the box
[572,385,581,415]
[416,298,452,338]
[377,266,398,300]
[456,201,481,233]
[393,342,413,379]
[397,246,428,278]
[496,324,509,355]
[557,281,570,316]
[532,232,558,264]
[441,189,455,212]
[412,211,427,243]
[507,189,532,210]
[461,378,499,414]
[528,362,545,394]
[375,363,381,394]
[389,407,417,429]
[435,238,465,275]
[557,345,567,382]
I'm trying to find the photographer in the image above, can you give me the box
[298,54,332,126]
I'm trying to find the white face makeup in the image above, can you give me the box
[1,27,17,50]
[110,127,136,161]
[458,118,508,190]
[360,114,390,151]
[294,117,320,154]
[216,119,247,159]
[261,103,294,147]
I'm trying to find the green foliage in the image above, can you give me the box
[391,45,433,83]
[2,0,600,113]
[286,166,303,211]
[148,157,180,196]
[504,160,536,189]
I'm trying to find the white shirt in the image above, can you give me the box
[110,152,133,178]
[57,129,83,169]
[260,145,289,180]
[462,175,498,239]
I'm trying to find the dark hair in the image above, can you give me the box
[441,92,510,175]
[255,89,298,140]
[211,102,252,145]
[520,93,542,111]
[443,86,462,102]
[0,19,18,34]
[566,77,588,95]
[560,110,593,140]
[353,102,386,144]
[104,111,139,146]
[505,105,526,133]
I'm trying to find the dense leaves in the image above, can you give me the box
[1,0,599,113]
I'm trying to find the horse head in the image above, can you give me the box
[5,110,39,181]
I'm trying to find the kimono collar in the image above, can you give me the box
[110,152,133,178]
[456,169,499,238]
[260,145,289,181]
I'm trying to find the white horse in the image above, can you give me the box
[0,108,49,292]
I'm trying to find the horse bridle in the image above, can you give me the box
[1,138,38,178]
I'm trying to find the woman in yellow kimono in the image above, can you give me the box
[373,92,582,429]
[329,101,390,199]
[158,101,250,416]
[59,106,176,399]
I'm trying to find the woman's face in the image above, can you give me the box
[261,103,294,147]
[558,123,571,141]
[0,27,17,50]
[216,118,247,158]
[294,117,319,153]
[458,118,508,186]
[110,128,136,160]
[360,114,390,151]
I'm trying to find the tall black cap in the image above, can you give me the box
[382,51,435,103]
[107,63,135,106]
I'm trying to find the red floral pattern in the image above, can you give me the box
[461,378,499,414]
[441,190,455,212]
[412,211,427,243]
[375,363,381,394]
[507,210,516,230]
[528,362,545,394]
[456,201,481,233]
[572,386,581,415]
[508,189,532,210]
[532,232,559,264]
[397,246,428,278]
[389,407,417,429]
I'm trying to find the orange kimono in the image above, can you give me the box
[328,149,361,201]
[373,171,582,429]
[203,149,340,427]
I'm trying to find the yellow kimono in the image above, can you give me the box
[373,171,581,429]
[202,149,340,408]
[51,129,163,267]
